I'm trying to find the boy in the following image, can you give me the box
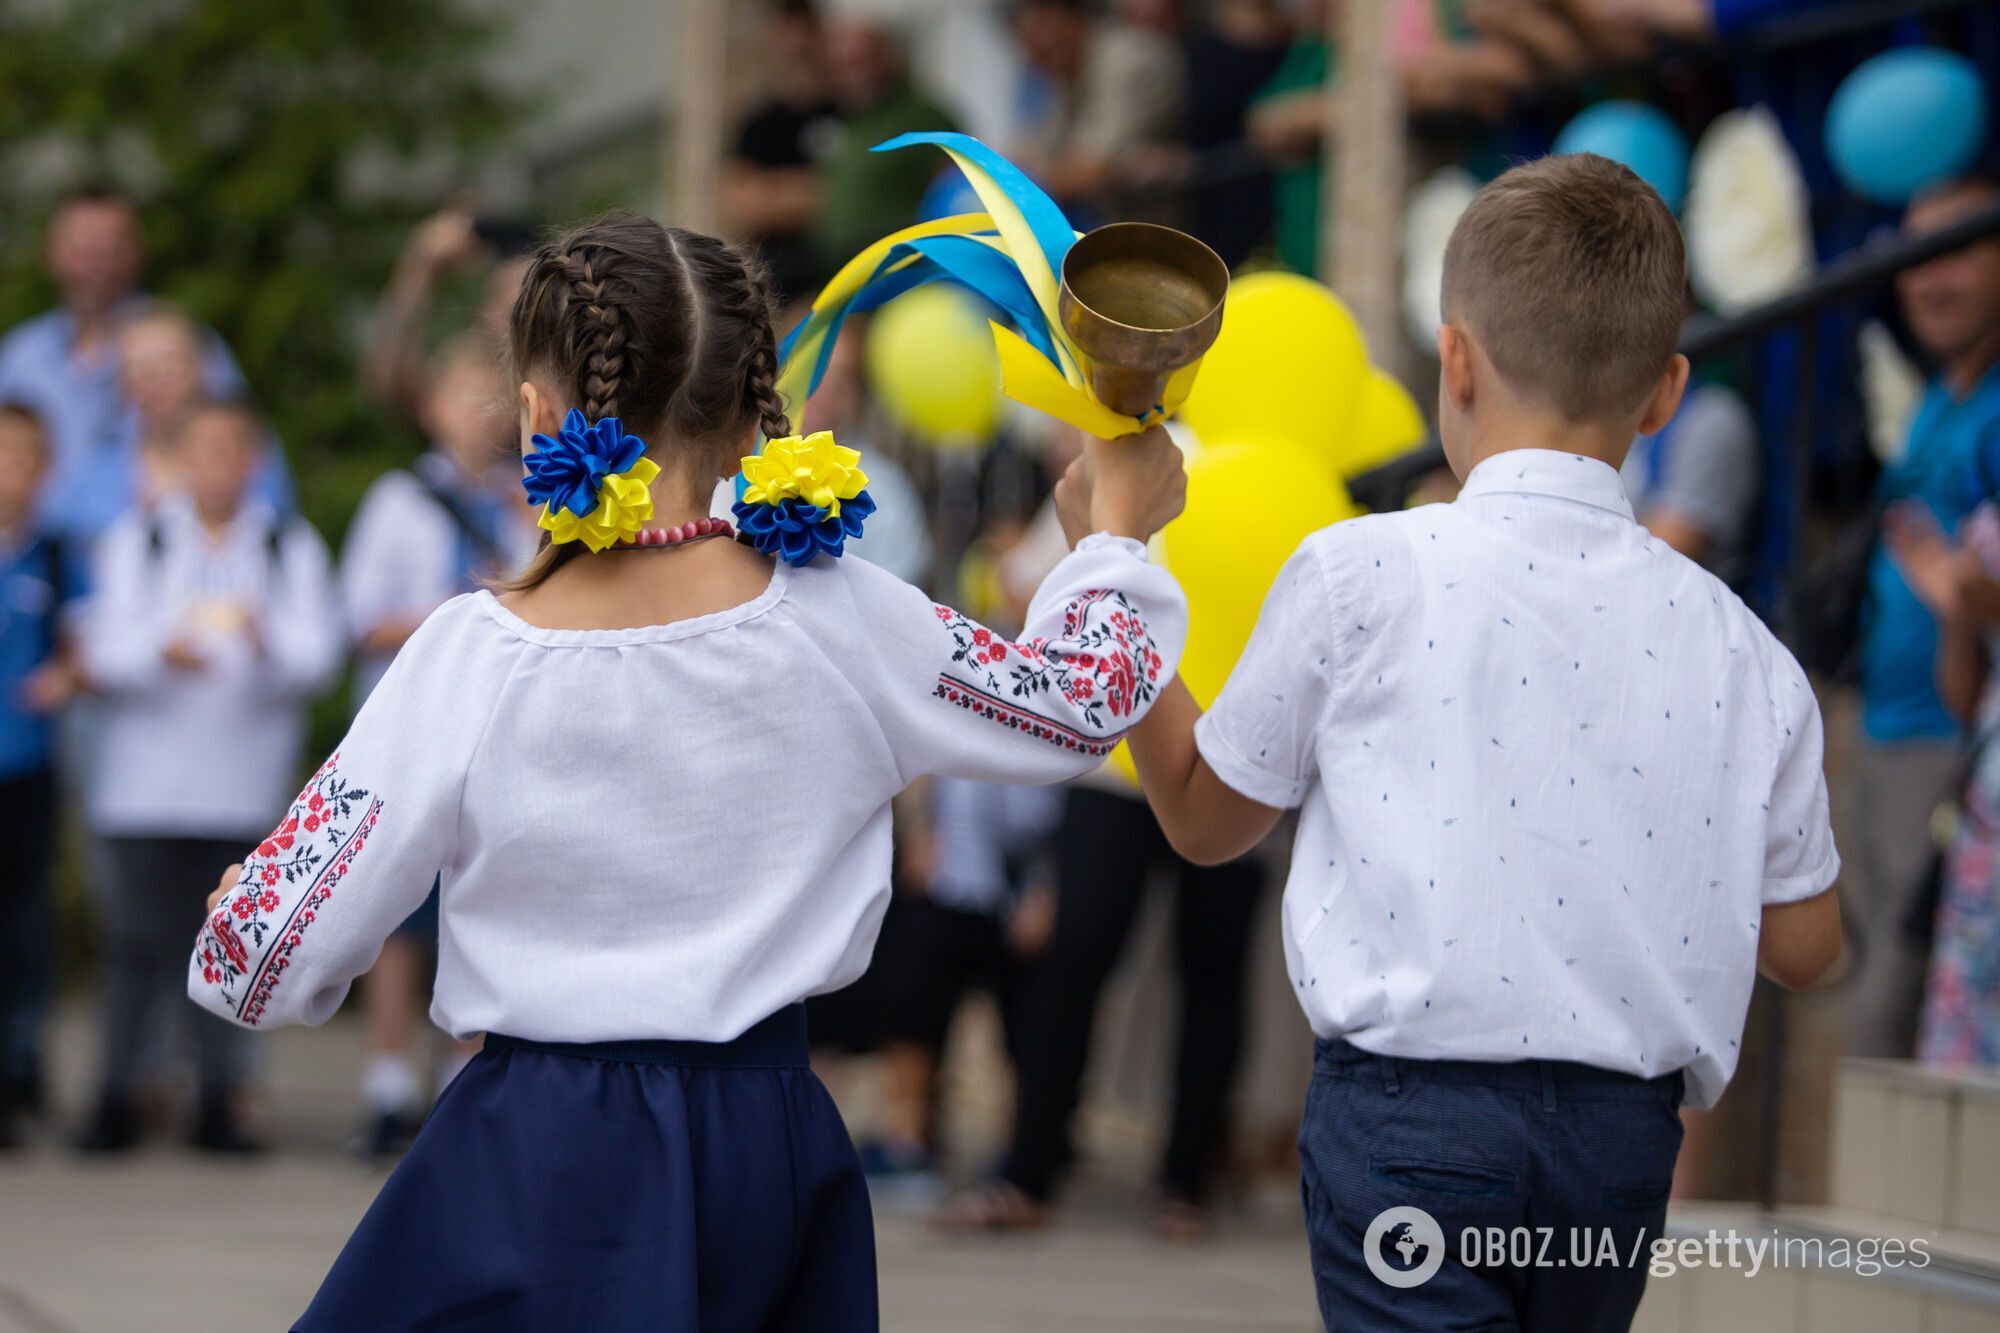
[0,403,83,1142]
[1122,155,1843,1330]
[78,398,340,1153]
[118,304,209,507]
[339,335,533,1155]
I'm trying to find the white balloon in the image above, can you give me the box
[1686,106,1813,315]
[1401,167,1480,357]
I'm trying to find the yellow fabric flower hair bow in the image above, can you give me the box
[738,431,869,517]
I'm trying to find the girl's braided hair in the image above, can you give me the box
[498,213,787,590]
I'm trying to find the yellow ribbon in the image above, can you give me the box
[539,457,661,553]
[739,432,869,516]
[777,215,1003,424]
[989,324,1202,439]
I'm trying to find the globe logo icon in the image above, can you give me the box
[1363,1206,1446,1289]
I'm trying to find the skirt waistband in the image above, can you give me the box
[485,1005,809,1069]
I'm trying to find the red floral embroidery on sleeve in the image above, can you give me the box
[931,589,1163,755]
[195,753,381,1025]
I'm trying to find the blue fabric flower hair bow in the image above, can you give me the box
[730,430,874,567]
[522,409,647,518]
[733,489,878,567]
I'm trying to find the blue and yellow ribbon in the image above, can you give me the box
[771,132,1201,442]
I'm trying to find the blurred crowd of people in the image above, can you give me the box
[0,189,540,1156]
[0,0,1996,1254]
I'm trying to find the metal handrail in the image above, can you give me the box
[1681,201,2000,360]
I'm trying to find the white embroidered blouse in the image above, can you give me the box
[187,534,1184,1042]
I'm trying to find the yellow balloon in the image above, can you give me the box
[1177,271,1368,463]
[1105,439,1362,787]
[865,284,1001,447]
[1334,367,1429,480]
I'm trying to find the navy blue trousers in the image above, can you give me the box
[1298,1040,1683,1332]
[298,1007,877,1332]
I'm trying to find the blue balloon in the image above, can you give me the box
[1553,101,1690,213]
[1827,48,1989,206]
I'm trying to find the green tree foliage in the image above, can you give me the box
[0,0,521,540]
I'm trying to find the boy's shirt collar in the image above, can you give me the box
[155,492,277,543]
[1455,448,1635,522]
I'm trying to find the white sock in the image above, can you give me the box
[362,1054,421,1115]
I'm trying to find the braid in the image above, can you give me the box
[557,249,628,421]
[735,257,791,440]
[498,213,807,593]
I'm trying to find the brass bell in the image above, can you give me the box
[1058,222,1229,420]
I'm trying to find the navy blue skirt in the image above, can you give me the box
[297,1007,877,1331]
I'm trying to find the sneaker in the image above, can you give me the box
[857,1137,944,1211]
[351,1109,421,1161]
[4,1063,45,1116]
[75,1096,141,1154]
[190,1102,266,1155]
[857,1136,934,1178]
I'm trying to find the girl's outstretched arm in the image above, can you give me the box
[186,601,492,1030]
[850,428,1192,787]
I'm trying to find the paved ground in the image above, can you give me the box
[0,1007,1318,1333]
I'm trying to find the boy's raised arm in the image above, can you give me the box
[1126,676,1284,865]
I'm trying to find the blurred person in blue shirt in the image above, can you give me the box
[0,403,87,1143]
[0,188,287,543]
[1851,173,2000,1058]
[1621,378,1761,580]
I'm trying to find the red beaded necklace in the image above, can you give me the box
[613,516,736,551]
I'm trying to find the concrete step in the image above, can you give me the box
[1831,1058,2000,1236]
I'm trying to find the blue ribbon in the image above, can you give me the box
[521,410,647,518]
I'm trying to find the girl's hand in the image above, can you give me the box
[1055,425,1186,547]
[208,864,243,915]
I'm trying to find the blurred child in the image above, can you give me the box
[78,399,340,1153]
[0,403,84,1142]
[1125,155,1843,1327]
[118,305,208,506]
[861,517,1064,1195]
[862,774,1061,1199]
[187,214,1185,1328]
[936,444,1265,1244]
[340,335,535,1155]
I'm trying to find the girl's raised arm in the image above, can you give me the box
[845,530,1188,787]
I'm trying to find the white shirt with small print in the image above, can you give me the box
[1195,449,1838,1108]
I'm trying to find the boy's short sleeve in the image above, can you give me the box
[1763,651,1840,904]
[1194,541,1338,810]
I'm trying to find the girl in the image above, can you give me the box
[186,214,1187,1330]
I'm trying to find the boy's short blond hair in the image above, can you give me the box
[1441,153,1686,422]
